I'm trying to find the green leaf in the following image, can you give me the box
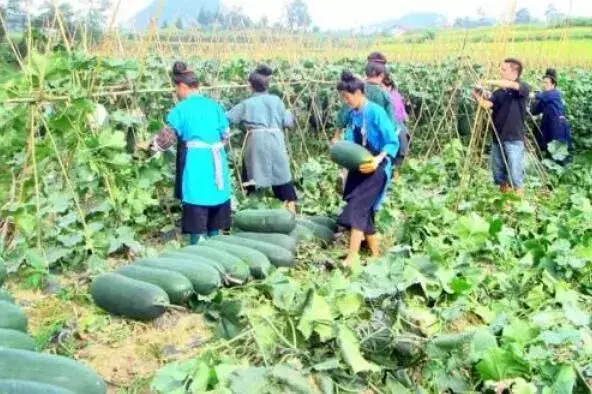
[188,360,212,392]
[227,367,269,394]
[469,329,498,362]
[476,347,530,381]
[297,291,333,341]
[337,325,380,374]
[57,232,84,248]
[511,379,538,394]
[151,360,196,393]
[270,365,317,394]
[335,293,362,318]
[15,212,36,237]
[550,365,576,394]
[98,130,126,149]
[563,306,590,327]
[311,358,340,372]
[503,319,539,345]
[539,328,581,346]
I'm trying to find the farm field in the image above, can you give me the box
[0,30,592,394]
[101,25,592,66]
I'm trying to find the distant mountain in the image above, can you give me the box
[354,12,448,35]
[126,0,223,30]
[397,12,448,30]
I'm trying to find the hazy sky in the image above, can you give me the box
[115,0,592,29]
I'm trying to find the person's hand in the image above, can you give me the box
[331,137,340,145]
[359,156,381,174]
[222,129,231,145]
[136,140,150,151]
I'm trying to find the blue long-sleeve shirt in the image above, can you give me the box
[343,100,400,210]
[531,89,572,150]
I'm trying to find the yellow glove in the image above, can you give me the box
[358,157,380,174]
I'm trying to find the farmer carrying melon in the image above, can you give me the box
[333,52,400,189]
[226,65,298,214]
[147,61,233,245]
[335,71,400,267]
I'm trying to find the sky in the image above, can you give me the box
[115,0,592,30]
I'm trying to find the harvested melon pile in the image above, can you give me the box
[0,262,108,394]
[90,209,337,321]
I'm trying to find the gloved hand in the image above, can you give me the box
[358,156,381,174]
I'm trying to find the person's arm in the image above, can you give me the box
[359,110,399,174]
[333,104,349,143]
[485,80,529,97]
[282,101,295,128]
[216,104,230,144]
[147,107,182,152]
[530,92,545,116]
[472,90,494,110]
[225,101,245,126]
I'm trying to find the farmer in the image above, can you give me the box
[148,61,232,245]
[383,72,410,181]
[472,58,530,195]
[335,71,399,267]
[333,52,395,190]
[334,52,394,142]
[530,68,572,166]
[226,65,298,214]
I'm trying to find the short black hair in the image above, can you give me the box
[171,61,199,88]
[248,64,273,92]
[337,70,365,94]
[504,58,523,78]
[544,68,558,86]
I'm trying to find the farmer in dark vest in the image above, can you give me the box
[147,61,232,245]
[530,68,572,166]
[473,58,530,195]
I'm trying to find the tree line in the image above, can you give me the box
[159,0,313,32]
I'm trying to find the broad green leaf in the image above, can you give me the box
[550,365,576,394]
[311,358,340,372]
[563,306,590,327]
[297,291,333,340]
[336,293,362,317]
[15,212,36,237]
[316,374,334,394]
[189,360,212,392]
[270,365,318,394]
[44,247,71,264]
[539,328,581,346]
[473,305,495,323]
[503,319,538,345]
[98,130,127,149]
[476,348,530,381]
[469,329,498,362]
[337,325,380,374]
[151,360,197,393]
[512,378,538,394]
[227,367,269,394]
[57,232,84,248]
